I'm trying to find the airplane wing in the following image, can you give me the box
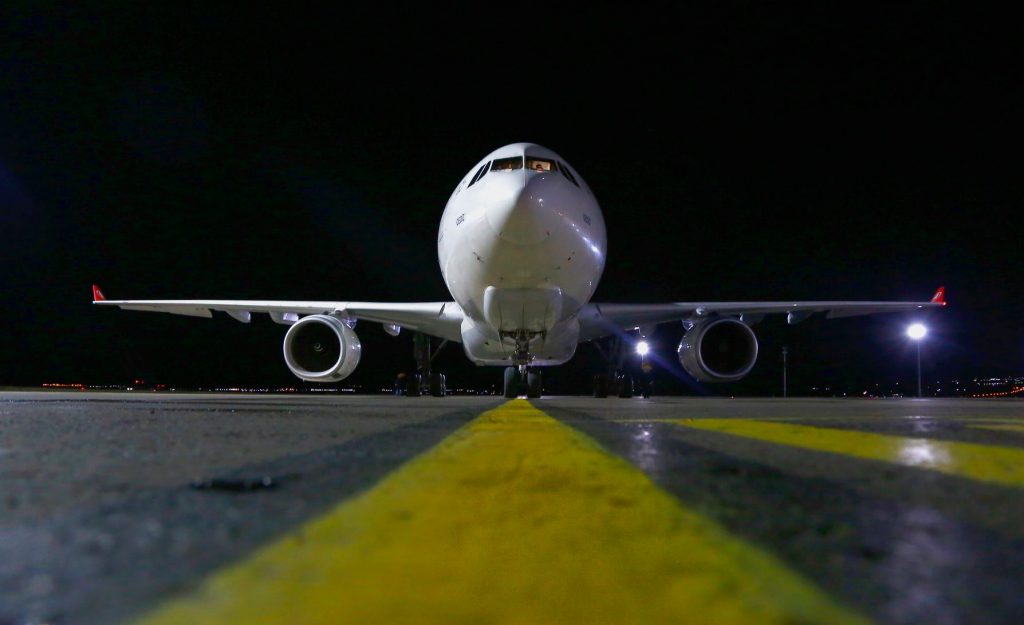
[91,285,464,342]
[578,287,946,341]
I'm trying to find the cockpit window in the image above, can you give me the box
[468,162,489,187]
[558,161,580,187]
[526,158,555,172]
[491,156,523,171]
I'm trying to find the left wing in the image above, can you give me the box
[578,287,946,341]
[91,285,464,342]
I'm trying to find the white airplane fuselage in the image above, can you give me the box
[94,142,944,387]
[438,143,606,366]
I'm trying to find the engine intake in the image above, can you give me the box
[677,317,758,382]
[283,314,361,382]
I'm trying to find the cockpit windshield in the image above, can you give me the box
[491,156,523,171]
[487,155,576,185]
[526,158,555,172]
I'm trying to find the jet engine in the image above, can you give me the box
[677,317,758,382]
[283,314,362,382]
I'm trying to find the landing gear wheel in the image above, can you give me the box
[617,374,634,398]
[406,373,421,397]
[593,374,609,398]
[429,372,446,397]
[526,371,542,398]
[503,367,521,398]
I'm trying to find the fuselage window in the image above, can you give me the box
[468,162,489,187]
[526,157,555,172]
[558,161,580,187]
[491,156,524,171]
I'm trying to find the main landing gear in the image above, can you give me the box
[406,332,448,397]
[504,366,542,398]
[592,372,633,398]
[591,334,641,398]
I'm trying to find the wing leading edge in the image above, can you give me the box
[578,287,946,341]
[93,284,946,345]
[91,285,465,342]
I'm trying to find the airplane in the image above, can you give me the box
[93,143,946,398]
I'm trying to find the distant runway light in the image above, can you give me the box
[907,323,927,340]
[636,340,650,356]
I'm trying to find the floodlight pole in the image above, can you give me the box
[782,346,788,398]
[916,341,922,398]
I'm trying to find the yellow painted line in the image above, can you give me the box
[135,400,869,625]
[971,423,1024,434]
[677,419,1024,487]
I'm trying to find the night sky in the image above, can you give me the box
[1,4,1020,394]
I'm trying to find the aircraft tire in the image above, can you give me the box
[503,367,520,398]
[526,371,542,398]
[593,374,608,398]
[429,372,445,397]
[406,374,421,397]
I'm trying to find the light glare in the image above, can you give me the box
[907,323,927,340]
[636,340,650,356]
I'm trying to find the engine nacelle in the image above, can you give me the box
[677,317,758,383]
[283,314,362,382]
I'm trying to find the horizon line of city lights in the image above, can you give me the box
[35,379,1024,398]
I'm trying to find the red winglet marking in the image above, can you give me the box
[930,286,946,306]
[92,284,106,302]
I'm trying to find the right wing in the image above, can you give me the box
[91,285,464,342]
[578,287,946,341]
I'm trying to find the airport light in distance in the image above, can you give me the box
[636,340,650,356]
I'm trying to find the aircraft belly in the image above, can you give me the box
[460,317,580,366]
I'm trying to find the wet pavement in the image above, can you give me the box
[1,393,1022,624]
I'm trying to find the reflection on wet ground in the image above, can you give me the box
[1,393,1022,624]
[547,401,1024,625]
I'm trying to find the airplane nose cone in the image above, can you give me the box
[486,175,553,245]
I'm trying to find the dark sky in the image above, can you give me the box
[1,3,1020,393]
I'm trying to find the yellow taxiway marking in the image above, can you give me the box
[677,419,1024,487]
[135,400,868,625]
[971,423,1024,434]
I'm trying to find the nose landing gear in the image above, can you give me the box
[500,330,543,398]
[503,367,519,398]
[503,367,542,398]
[526,370,542,398]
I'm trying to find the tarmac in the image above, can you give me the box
[1,392,1023,624]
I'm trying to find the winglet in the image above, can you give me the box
[930,286,946,306]
[92,284,106,302]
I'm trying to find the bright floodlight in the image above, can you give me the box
[907,323,927,340]
[636,340,650,356]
